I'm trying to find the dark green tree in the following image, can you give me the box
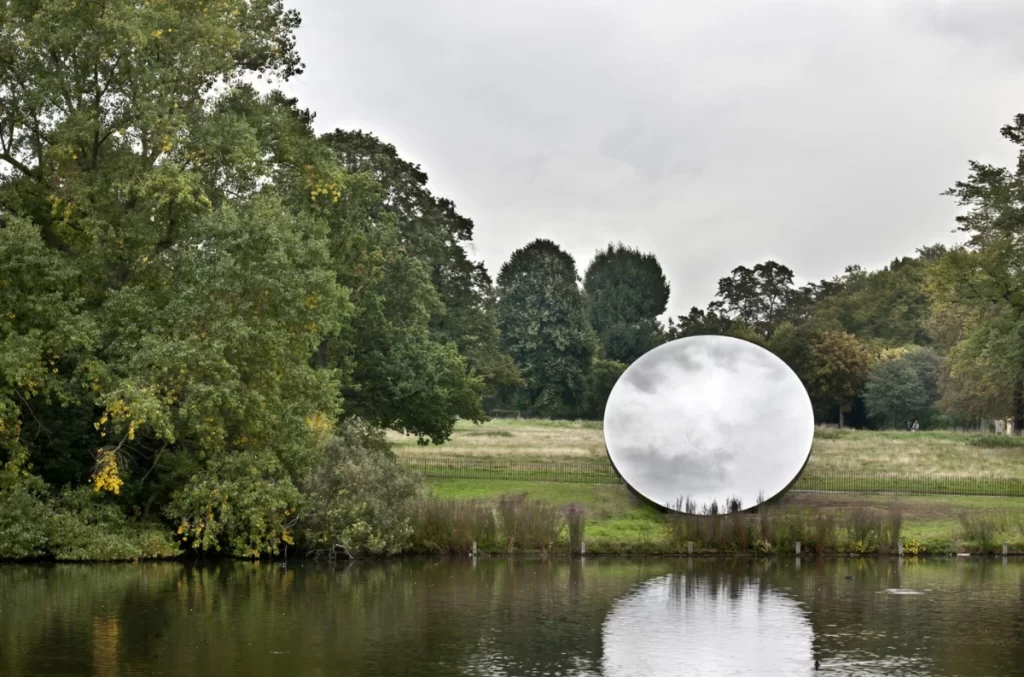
[583,244,669,363]
[319,130,519,395]
[715,261,797,339]
[812,254,938,347]
[582,359,627,420]
[496,240,596,418]
[667,302,765,345]
[807,331,875,427]
[864,347,941,428]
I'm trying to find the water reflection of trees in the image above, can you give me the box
[1,559,1021,676]
[0,559,674,677]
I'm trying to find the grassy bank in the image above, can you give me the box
[421,478,1024,556]
[390,418,1024,555]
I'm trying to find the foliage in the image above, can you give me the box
[932,114,1024,423]
[0,482,51,559]
[813,256,938,347]
[807,331,874,424]
[582,359,626,420]
[714,261,800,339]
[583,244,669,363]
[496,240,596,419]
[666,302,765,345]
[164,449,302,557]
[319,130,517,442]
[864,347,940,428]
[298,420,419,557]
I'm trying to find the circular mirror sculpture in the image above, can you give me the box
[603,335,814,514]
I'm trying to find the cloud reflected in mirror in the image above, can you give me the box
[604,335,814,512]
[602,572,814,676]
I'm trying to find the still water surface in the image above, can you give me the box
[1,558,1022,676]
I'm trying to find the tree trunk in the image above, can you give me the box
[838,408,844,429]
[317,339,327,369]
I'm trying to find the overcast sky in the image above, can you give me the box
[279,0,1024,316]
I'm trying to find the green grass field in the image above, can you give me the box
[394,419,1024,555]
[391,419,1024,477]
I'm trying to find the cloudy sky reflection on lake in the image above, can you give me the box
[604,335,814,511]
[602,573,814,676]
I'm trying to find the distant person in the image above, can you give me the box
[912,420,920,433]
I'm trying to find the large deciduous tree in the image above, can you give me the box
[715,261,798,339]
[929,114,1024,425]
[0,0,495,556]
[496,240,596,418]
[806,331,874,427]
[583,244,669,364]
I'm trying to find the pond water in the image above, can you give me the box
[1,557,1022,676]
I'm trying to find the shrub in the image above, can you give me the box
[967,435,1024,449]
[298,419,420,558]
[903,538,925,556]
[48,487,181,561]
[0,484,51,559]
[165,448,302,557]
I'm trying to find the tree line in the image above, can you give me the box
[1,0,1021,558]
[490,126,1024,432]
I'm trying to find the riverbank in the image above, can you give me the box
[421,479,1024,556]
[394,418,1024,556]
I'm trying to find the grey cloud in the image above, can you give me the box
[283,0,1022,314]
[904,0,1024,61]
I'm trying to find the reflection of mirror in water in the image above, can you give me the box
[602,572,813,676]
[604,335,814,512]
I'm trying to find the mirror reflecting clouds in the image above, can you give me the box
[603,335,814,512]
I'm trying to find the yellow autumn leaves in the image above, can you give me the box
[92,449,124,495]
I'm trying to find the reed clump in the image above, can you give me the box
[958,512,1004,553]
[564,503,586,554]
[883,505,903,554]
[411,496,496,554]
[497,493,563,552]
[664,506,903,555]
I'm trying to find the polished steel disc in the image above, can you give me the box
[603,335,814,513]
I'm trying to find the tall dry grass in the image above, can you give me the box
[665,507,896,555]
[497,494,564,552]
[412,496,497,554]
